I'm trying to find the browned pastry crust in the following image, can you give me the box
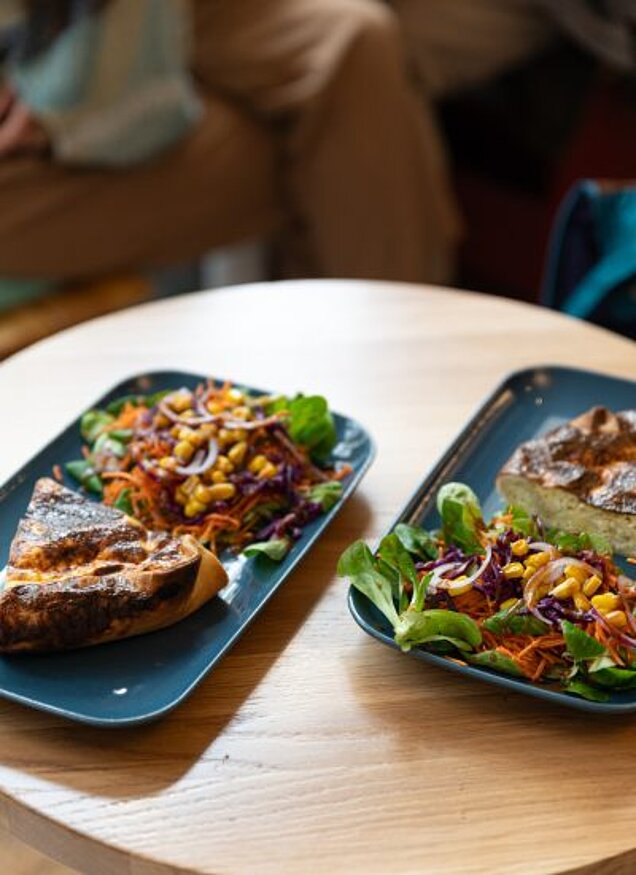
[1,479,227,652]
[497,407,636,555]
[498,407,636,514]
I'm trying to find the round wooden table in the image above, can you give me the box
[0,281,634,875]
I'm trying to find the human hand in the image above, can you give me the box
[0,87,49,157]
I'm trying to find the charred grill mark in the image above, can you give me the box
[2,478,208,652]
[0,554,201,651]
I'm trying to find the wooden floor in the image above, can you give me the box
[0,824,72,873]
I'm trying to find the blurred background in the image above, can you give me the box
[0,0,635,362]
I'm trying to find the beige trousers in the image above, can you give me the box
[0,0,460,285]
[391,0,554,99]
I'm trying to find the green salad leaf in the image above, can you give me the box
[394,609,481,653]
[562,620,606,662]
[307,481,343,511]
[482,608,550,637]
[436,482,484,554]
[465,650,525,677]
[547,529,612,556]
[92,432,128,459]
[113,488,134,516]
[243,538,291,562]
[269,394,337,462]
[588,666,636,689]
[411,571,432,613]
[65,460,103,496]
[377,534,418,587]
[507,505,539,539]
[80,410,114,444]
[394,523,438,560]
[378,533,419,614]
[564,679,611,702]
[338,541,399,627]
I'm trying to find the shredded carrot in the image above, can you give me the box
[84,381,345,551]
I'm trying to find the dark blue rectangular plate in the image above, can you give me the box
[0,371,374,726]
[349,365,636,714]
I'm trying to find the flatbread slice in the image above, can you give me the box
[1,478,227,652]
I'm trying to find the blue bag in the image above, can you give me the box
[541,180,636,339]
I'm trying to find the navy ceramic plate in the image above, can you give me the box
[349,365,636,714]
[0,371,374,726]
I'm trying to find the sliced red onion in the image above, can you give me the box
[221,414,282,431]
[527,541,559,554]
[524,557,598,608]
[175,438,219,476]
[616,575,636,637]
[431,546,492,595]
[590,606,636,650]
[158,398,215,426]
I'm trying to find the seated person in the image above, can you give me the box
[0,0,461,306]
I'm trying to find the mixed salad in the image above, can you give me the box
[64,381,350,559]
[339,483,636,701]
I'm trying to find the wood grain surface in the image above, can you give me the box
[0,280,634,875]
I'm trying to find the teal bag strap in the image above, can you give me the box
[542,180,636,319]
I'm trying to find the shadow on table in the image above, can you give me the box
[346,635,636,795]
[0,493,373,800]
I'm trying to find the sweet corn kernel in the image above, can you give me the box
[194,484,215,504]
[184,500,206,518]
[229,428,248,442]
[500,598,519,611]
[175,487,187,505]
[526,551,551,569]
[258,461,277,479]
[228,441,248,466]
[573,591,591,612]
[565,564,587,585]
[178,427,198,443]
[182,475,200,495]
[522,565,535,580]
[583,575,602,597]
[215,455,234,474]
[502,562,525,579]
[249,455,267,474]
[207,400,224,414]
[154,414,171,429]
[448,576,473,597]
[591,593,621,613]
[174,440,195,463]
[210,470,226,484]
[551,579,577,600]
[169,392,192,413]
[510,539,529,557]
[159,457,176,470]
[227,388,244,403]
[231,406,251,421]
[606,610,627,628]
[207,483,237,502]
[217,428,231,446]
[198,423,217,440]
[171,425,182,439]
